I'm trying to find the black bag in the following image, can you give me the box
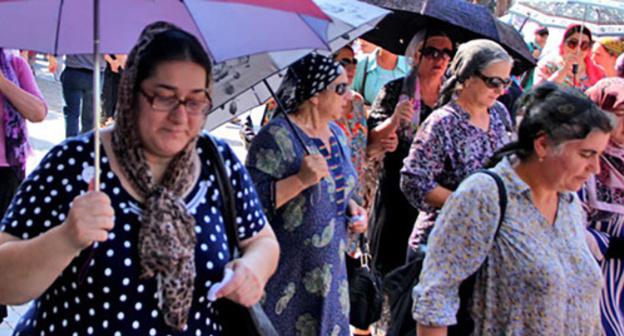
[346,234,383,329]
[383,170,507,336]
[202,135,279,336]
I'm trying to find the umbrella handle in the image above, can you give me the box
[262,79,310,156]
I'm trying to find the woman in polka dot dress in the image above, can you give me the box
[0,22,279,336]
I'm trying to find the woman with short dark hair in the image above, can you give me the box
[415,82,616,335]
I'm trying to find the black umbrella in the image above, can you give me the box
[361,0,536,75]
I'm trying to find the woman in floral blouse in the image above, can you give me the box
[414,82,615,335]
[401,39,515,257]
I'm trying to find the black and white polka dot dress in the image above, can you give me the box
[1,132,267,336]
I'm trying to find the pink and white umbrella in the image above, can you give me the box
[0,0,332,189]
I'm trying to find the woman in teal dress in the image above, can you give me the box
[246,54,368,335]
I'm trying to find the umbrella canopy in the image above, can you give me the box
[507,0,624,37]
[0,0,331,63]
[206,0,390,129]
[361,0,536,75]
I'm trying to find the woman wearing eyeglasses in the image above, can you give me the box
[246,53,368,335]
[0,23,280,335]
[364,29,454,277]
[534,24,605,91]
[401,39,516,261]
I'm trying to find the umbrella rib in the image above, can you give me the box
[181,0,218,62]
[53,0,65,55]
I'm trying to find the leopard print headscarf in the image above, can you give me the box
[111,22,203,331]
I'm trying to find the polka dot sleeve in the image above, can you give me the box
[203,134,267,241]
[1,136,92,240]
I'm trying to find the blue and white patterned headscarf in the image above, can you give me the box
[275,53,344,113]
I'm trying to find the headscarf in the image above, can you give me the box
[585,77,624,215]
[1,49,30,180]
[111,22,203,331]
[275,53,343,114]
[437,39,510,108]
[559,24,604,85]
[597,37,624,57]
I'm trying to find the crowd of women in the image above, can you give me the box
[1,19,624,336]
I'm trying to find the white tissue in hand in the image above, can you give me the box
[208,268,234,302]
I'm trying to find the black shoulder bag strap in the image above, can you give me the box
[200,135,280,336]
[451,169,507,336]
[361,57,370,105]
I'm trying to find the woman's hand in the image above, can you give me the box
[347,200,368,234]
[59,180,115,252]
[296,153,330,188]
[216,258,265,307]
[390,98,415,126]
[380,133,399,153]
[561,53,581,74]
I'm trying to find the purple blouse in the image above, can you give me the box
[400,101,515,248]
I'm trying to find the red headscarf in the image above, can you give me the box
[559,24,605,85]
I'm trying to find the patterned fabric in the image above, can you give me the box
[111,22,205,330]
[585,78,624,215]
[366,77,432,275]
[598,37,624,56]
[581,185,624,336]
[1,49,30,180]
[275,53,343,114]
[401,100,515,249]
[0,132,267,335]
[413,157,603,335]
[335,90,368,203]
[535,54,597,91]
[245,116,357,336]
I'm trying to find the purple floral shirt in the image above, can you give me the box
[400,101,516,248]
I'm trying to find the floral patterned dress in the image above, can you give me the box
[401,101,515,249]
[245,116,357,336]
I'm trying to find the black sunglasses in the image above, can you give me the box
[420,46,454,61]
[474,71,512,90]
[337,58,357,67]
[326,82,349,96]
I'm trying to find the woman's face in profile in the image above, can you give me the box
[136,60,208,160]
[544,130,610,192]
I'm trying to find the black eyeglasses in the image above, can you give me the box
[140,89,211,115]
[337,58,357,67]
[474,71,512,90]
[566,38,593,51]
[420,46,454,61]
[326,82,349,96]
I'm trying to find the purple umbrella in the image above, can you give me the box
[0,0,332,189]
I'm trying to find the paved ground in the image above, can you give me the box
[0,54,251,335]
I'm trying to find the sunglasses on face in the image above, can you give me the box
[420,46,454,61]
[474,71,512,90]
[566,38,593,51]
[337,58,357,67]
[326,82,349,96]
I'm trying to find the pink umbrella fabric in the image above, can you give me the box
[0,0,331,62]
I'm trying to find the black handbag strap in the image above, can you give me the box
[361,57,370,105]
[200,135,240,257]
[478,170,507,239]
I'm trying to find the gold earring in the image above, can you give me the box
[538,156,544,162]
